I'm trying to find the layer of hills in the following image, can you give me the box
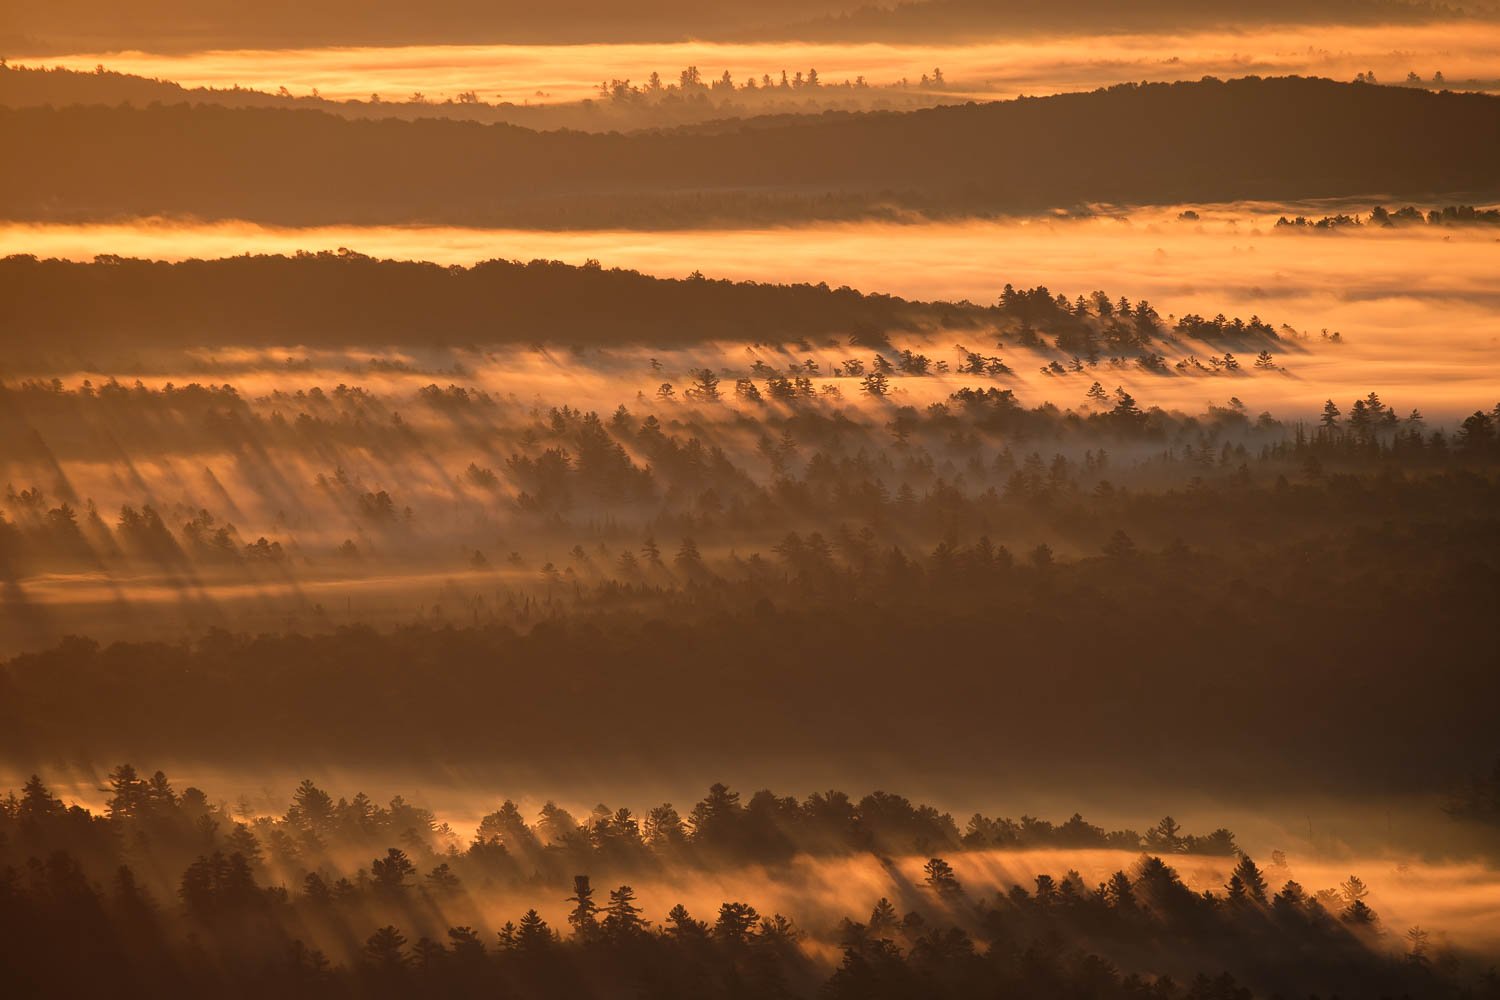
[0,63,961,134]
[3,76,1499,228]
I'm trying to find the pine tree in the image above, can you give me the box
[869,897,899,933]
[566,875,600,939]
[666,903,708,939]
[923,858,963,896]
[1321,399,1341,430]
[1233,855,1268,902]
[516,909,552,951]
[604,884,646,937]
[364,926,408,969]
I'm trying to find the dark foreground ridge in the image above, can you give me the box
[0,770,1483,1000]
[4,77,1499,227]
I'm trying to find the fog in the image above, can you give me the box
[5,203,1498,417]
[15,21,1500,106]
[8,763,1500,960]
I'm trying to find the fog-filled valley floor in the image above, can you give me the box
[4,7,1500,998]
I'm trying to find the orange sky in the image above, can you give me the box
[15,22,1498,104]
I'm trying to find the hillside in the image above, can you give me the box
[4,77,1498,228]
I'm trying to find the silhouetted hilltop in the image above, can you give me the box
[4,77,1499,228]
[0,253,986,350]
[0,64,956,133]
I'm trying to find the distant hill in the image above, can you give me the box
[0,63,959,134]
[4,76,1499,228]
[0,253,990,352]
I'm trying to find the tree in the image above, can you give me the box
[1321,399,1341,430]
[689,369,721,401]
[105,764,146,821]
[861,371,890,397]
[20,775,65,822]
[447,926,485,963]
[1339,874,1377,924]
[666,903,709,940]
[869,897,899,933]
[1112,388,1142,421]
[644,804,686,848]
[1145,816,1185,852]
[923,857,963,896]
[364,926,408,970]
[1232,856,1268,902]
[1459,410,1495,451]
[371,848,416,893]
[302,872,331,904]
[287,778,334,832]
[690,783,743,849]
[603,884,646,938]
[412,937,446,972]
[1407,926,1431,967]
[566,875,600,939]
[1105,871,1136,909]
[516,909,552,951]
[425,863,460,895]
[674,537,702,570]
[714,901,761,945]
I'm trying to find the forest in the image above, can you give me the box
[3,372,1497,784]
[0,252,982,351]
[4,5,1500,995]
[4,78,1500,227]
[0,769,1488,1000]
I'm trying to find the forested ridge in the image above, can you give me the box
[0,770,1481,999]
[0,253,978,350]
[4,77,1499,226]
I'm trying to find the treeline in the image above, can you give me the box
[0,253,975,351]
[4,78,1500,227]
[0,254,1282,354]
[4,372,1490,586]
[3,769,1243,883]
[1276,203,1500,228]
[4,498,1498,780]
[0,64,949,133]
[0,771,1460,1000]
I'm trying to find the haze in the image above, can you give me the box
[2,5,1499,998]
